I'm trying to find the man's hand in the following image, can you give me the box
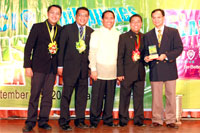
[144,56,153,63]
[157,54,167,61]
[25,68,33,77]
[117,76,125,81]
[91,71,98,81]
[57,67,63,76]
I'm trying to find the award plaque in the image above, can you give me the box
[148,45,158,59]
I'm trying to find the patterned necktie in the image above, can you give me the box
[158,30,162,47]
[50,26,54,40]
[80,26,83,38]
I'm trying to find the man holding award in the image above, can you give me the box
[57,7,93,130]
[23,5,62,132]
[117,14,146,127]
[144,9,183,129]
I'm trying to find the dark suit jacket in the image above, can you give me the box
[58,22,94,85]
[117,30,146,84]
[144,26,183,81]
[24,21,62,74]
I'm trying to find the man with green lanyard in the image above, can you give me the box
[57,7,94,130]
[23,5,62,132]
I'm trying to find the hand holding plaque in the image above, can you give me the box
[148,45,158,60]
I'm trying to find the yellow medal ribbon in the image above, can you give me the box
[46,21,57,42]
[46,21,58,55]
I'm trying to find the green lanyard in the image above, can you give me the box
[46,21,57,42]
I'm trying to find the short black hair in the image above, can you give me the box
[129,14,142,22]
[151,9,165,17]
[76,7,89,15]
[102,10,115,19]
[47,5,62,14]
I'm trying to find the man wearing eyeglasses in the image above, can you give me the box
[57,7,94,130]
[23,5,62,132]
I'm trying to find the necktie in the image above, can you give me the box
[136,34,139,45]
[50,26,54,40]
[158,30,162,47]
[80,26,83,38]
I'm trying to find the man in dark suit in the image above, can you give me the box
[144,9,183,129]
[22,5,62,132]
[117,14,146,127]
[57,7,93,130]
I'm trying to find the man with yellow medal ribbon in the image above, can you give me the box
[23,5,62,132]
[57,7,93,130]
[117,14,146,127]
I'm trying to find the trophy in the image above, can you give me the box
[148,45,158,59]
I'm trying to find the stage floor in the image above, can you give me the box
[0,118,200,133]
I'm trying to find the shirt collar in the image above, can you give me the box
[130,30,140,36]
[101,26,115,32]
[155,25,164,34]
[76,22,86,30]
[46,19,56,30]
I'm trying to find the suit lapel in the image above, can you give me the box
[54,24,60,41]
[127,30,136,51]
[43,21,51,42]
[72,22,79,42]
[150,28,159,46]
[160,26,169,51]
[85,26,90,45]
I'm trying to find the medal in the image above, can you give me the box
[132,50,140,61]
[76,39,86,53]
[76,27,86,53]
[48,41,58,54]
[132,34,141,62]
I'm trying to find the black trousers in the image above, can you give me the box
[59,76,88,126]
[119,80,144,124]
[25,72,56,127]
[90,79,116,125]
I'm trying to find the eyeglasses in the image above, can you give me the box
[49,11,61,16]
[77,13,89,18]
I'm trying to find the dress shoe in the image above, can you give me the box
[103,122,116,127]
[150,122,162,128]
[166,123,179,129]
[116,122,127,127]
[38,123,52,130]
[22,124,33,132]
[60,124,72,131]
[134,123,146,127]
[75,122,89,129]
[90,124,98,128]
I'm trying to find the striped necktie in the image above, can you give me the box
[80,26,83,38]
